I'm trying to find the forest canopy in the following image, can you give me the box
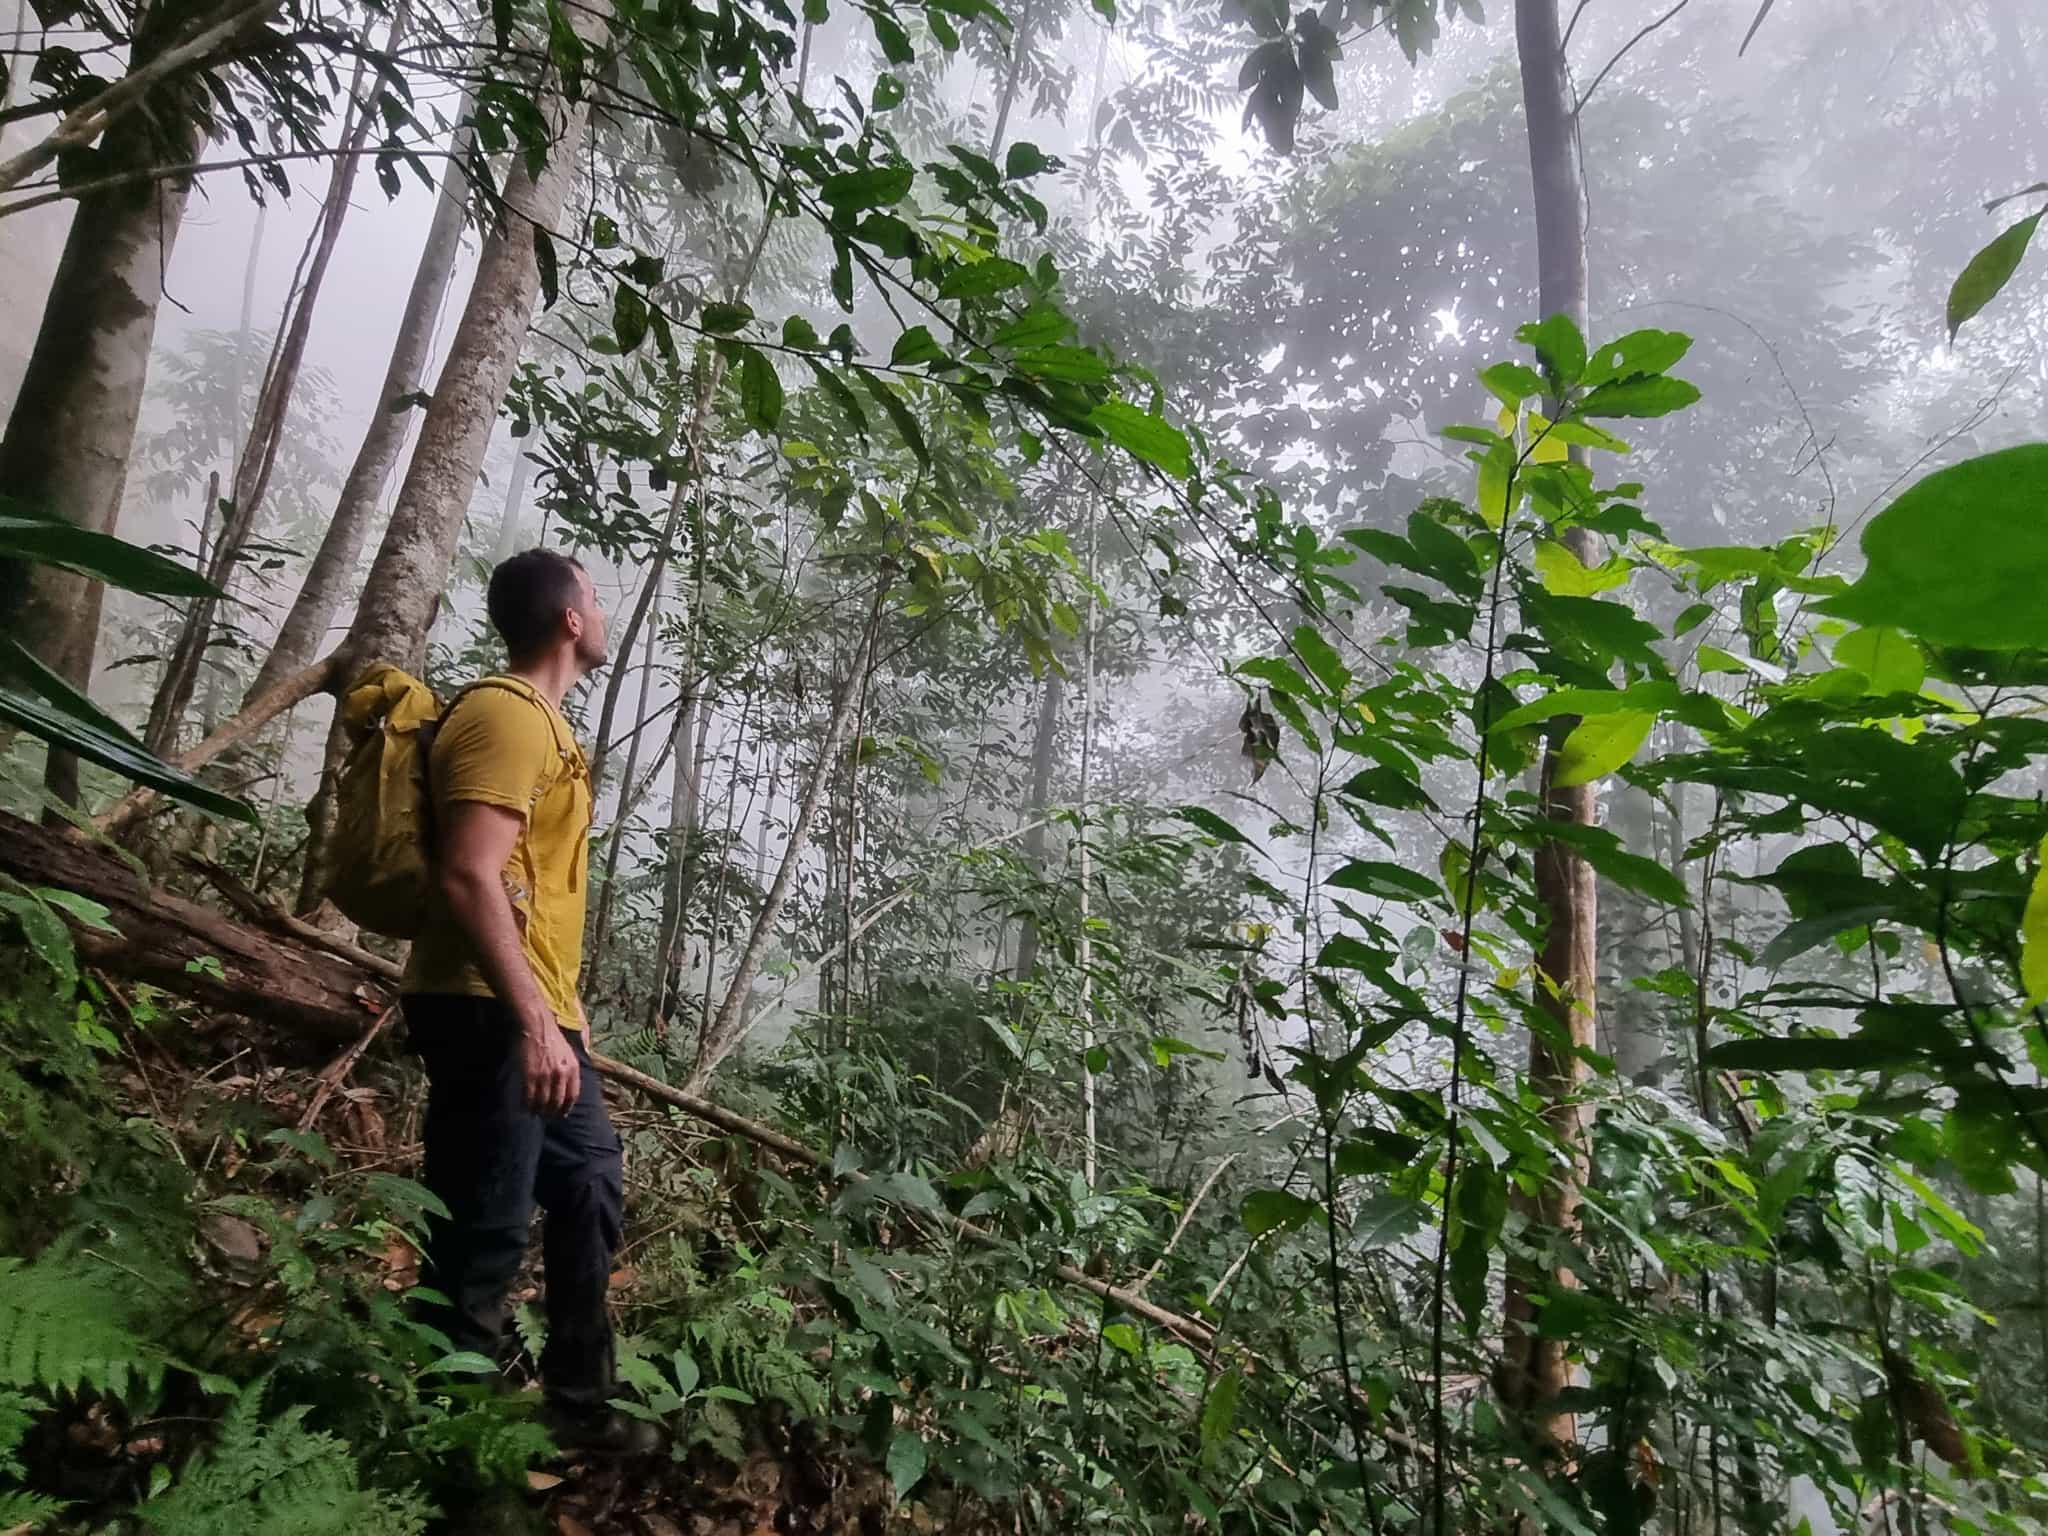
[0,0,2044,1531]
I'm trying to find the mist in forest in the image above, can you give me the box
[0,0,2043,1529]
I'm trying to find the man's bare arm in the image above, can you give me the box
[436,801,581,1116]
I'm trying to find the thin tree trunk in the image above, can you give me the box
[587,576,660,976]
[1009,668,1065,988]
[686,585,885,1093]
[487,435,534,569]
[0,4,206,811]
[1075,499,1100,1190]
[250,82,476,702]
[93,3,613,839]
[1498,0,1597,1462]
[645,684,704,1037]
[145,5,408,754]
[986,0,1036,159]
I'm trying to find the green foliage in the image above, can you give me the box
[0,1255,164,1399]
[143,1381,431,1536]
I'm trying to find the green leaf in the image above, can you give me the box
[1491,681,1679,734]
[992,305,1073,349]
[2021,832,2048,1007]
[1449,1166,1504,1332]
[1475,437,1514,529]
[1832,626,1923,696]
[1577,376,1702,418]
[821,165,914,211]
[1821,445,2048,649]
[1517,313,1587,388]
[1327,860,1438,903]
[0,886,75,989]
[870,73,904,110]
[697,300,753,335]
[1554,710,1655,787]
[1200,1369,1242,1464]
[0,510,218,598]
[1706,1035,1918,1074]
[1089,401,1192,479]
[858,373,929,465]
[612,285,649,353]
[739,348,784,434]
[1291,624,1350,695]
[1173,806,1253,847]
[1582,328,1692,387]
[889,325,946,366]
[1241,1189,1321,1237]
[1533,539,1628,596]
[937,257,1031,300]
[1004,141,1051,178]
[1947,211,2042,341]
[886,1432,927,1500]
[1479,361,1544,407]
[0,682,255,822]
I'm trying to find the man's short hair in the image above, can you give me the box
[488,548,583,660]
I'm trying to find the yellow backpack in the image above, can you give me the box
[326,665,550,938]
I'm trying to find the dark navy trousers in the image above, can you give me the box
[405,995,623,1407]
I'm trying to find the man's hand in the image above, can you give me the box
[520,1017,581,1117]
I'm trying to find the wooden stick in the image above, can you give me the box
[298,1001,398,1131]
[590,1049,1219,1349]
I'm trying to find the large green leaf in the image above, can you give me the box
[1327,859,1438,903]
[820,165,914,211]
[1554,709,1655,787]
[2021,832,2048,1007]
[1821,444,2048,649]
[0,507,217,598]
[1946,211,2041,342]
[738,347,784,434]
[1088,401,1192,479]
[0,678,256,823]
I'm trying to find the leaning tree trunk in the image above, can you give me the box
[250,80,475,704]
[144,4,409,754]
[1498,0,1597,1463]
[94,3,614,843]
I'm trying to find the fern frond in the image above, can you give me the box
[0,1486,66,1529]
[0,1256,161,1397]
[144,1380,432,1536]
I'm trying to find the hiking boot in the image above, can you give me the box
[541,1398,663,1458]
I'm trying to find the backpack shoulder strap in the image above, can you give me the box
[435,675,576,778]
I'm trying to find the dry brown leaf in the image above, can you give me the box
[528,1470,566,1492]
[556,1513,595,1536]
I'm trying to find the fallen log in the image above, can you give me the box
[0,811,388,1036]
[591,1051,1218,1349]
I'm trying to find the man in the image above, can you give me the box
[402,548,651,1454]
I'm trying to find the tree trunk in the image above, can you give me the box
[93,4,612,841]
[1008,667,1065,988]
[0,6,206,810]
[145,4,408,754]
[1498,0,1597,1463]
[587,575,660,977]
[685,586,884,1092]
[1075,503,1100,1190]
[487,435,534,569]
[250,82,476,703]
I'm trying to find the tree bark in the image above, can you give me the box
[0,2,209,809]
[1008,668,1065,988]
[338,13,607,680]
[250,81,476,703]
[1498,0,1597,1463]
[145,8,405,755]
[93,4,612,840]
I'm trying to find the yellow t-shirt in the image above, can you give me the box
[402,677,592,1029]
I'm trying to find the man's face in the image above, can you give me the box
[568,565,609,672]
